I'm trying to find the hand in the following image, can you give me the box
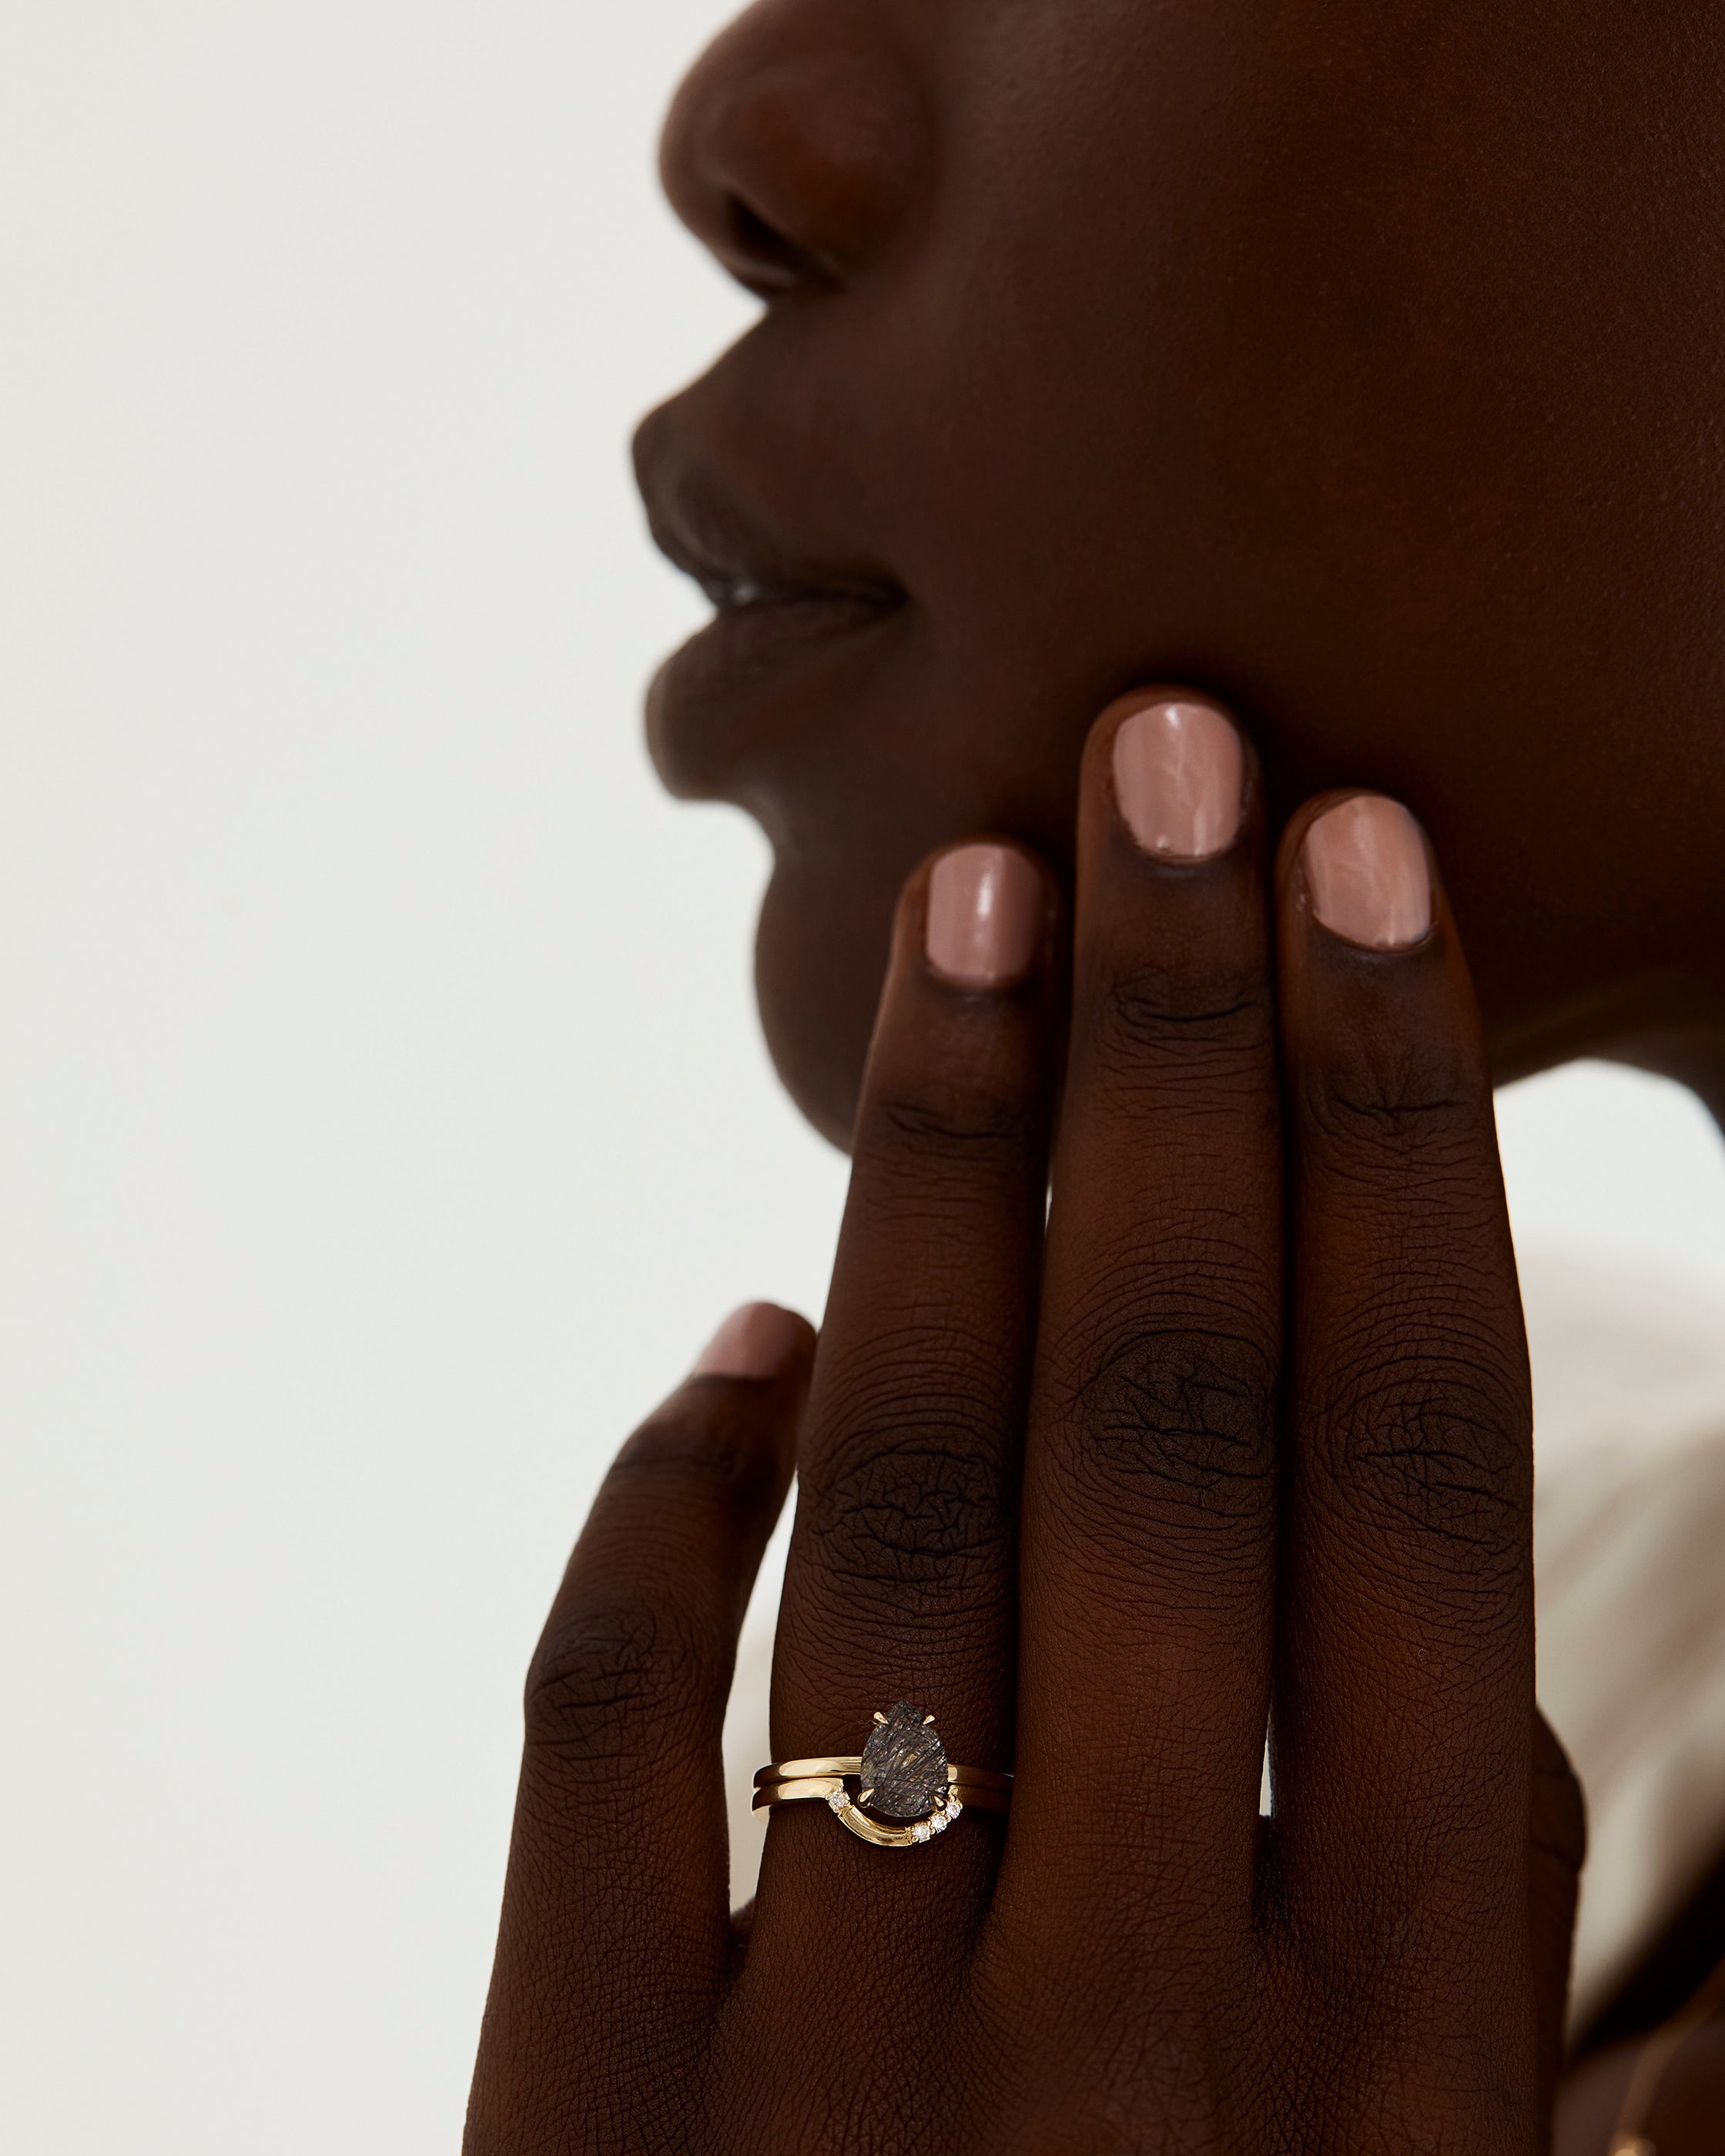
[464,691,1585,2152]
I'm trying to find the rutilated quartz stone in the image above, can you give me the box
[859,1701,948,1820]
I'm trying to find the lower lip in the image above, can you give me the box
[647,592,906,797]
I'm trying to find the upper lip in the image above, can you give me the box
[633,410,906,618]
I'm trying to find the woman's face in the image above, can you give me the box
[636,0,1725,1147]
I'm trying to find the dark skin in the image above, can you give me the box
[471,735,1592,2151]
[467,2,1725,2148]
[639,0,1725,1143]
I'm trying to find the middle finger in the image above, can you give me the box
[1001,691,1281,1974]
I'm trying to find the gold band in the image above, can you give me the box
[752,1752,1012,1847]
[754,1756,1011,1794]
[752,1769,1010,1814]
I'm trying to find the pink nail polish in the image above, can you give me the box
[692,1303,802,1379]
[1111,698,1244,861]
[925,843,1043,989]
[1301,795,1433,949]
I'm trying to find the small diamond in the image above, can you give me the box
[930,1812,949,1833]
[912,1821,932,1842]
[946,1799,963,1820]
[826,1791,847,1813]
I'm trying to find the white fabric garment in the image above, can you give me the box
[1526,1257,1725,2024]
[722,1254,1725,2031]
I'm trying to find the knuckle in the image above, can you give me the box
[862,1077,1044,1184]
[1086,958,1272,1088]
[803,1414,1010,1608]
[524,1596,714,1773]
[1306,1355,1530,1567]
[611,1397,781,1511]
[1300,1029,1489,1168]
[1053,1313,1278,1538]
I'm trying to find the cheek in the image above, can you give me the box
[903,0,1715,839]
[910,36,1519,670]
[741,0,1725,1126]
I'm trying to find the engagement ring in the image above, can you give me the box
[752,1701,1011,1849]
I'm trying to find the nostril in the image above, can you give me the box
[659,16,925,303]
[720,194,838,298]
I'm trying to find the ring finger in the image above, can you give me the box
[750,839,1063,1974]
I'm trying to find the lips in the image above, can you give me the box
[633,408,908,795]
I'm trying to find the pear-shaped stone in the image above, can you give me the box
[859,1701,948,1820]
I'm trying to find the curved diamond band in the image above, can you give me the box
[752,1702,1011,1849]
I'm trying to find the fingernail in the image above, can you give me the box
[1111,698,1244,861]
[925,843,1043,989]
[1301,795,1433,949]
[692,1302,802,1380]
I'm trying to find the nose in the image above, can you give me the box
[658,1,925,298]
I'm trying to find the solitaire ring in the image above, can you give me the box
[752,1701,1012,1849]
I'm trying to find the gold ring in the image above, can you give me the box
[752,1701,1011,1849]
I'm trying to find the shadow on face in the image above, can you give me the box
[635,0,1725,1150]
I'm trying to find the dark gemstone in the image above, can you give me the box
[859,1701,949,1820]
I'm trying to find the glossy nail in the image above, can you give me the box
[692,1302,802,1379]
[1301,795,1433,949]
[926,843,1043,988]
[1112,698,1244,860]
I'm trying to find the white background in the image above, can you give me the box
[2,7,1723,2151]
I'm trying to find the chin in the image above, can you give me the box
[753,858,894,1153]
